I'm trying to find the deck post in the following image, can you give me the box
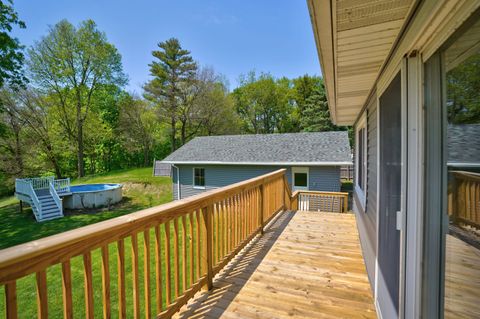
[19,201,23,214]
[259,184,265,235]
[202,205,214,290]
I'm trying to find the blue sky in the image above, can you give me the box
[12,1,320,93]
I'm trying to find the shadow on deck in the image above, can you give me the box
[175,211,377,319]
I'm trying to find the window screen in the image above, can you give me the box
[357,127,366,191]
[294,173,308,187]
[194,168,205,187]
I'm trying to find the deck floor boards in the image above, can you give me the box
[175,211,377,319]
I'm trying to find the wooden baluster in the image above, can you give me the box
[154,225,163,313]
[226,198,231,252]
[239,194,243,240]
[476,183,479,225]
[260,184,265,234]
[189,212,195,285]
[101,246,111,319]
[232,195,238,248]
[6,281,17,319]
[216,204,221,262]
[131,233,140,319]
[83,252,94,319]
[212,206,217,264]
[242,192,246,240]
[36,270,48,319]
[222,201,227,258]
[195,210,201,280]
[201,206,214,290]
[224,200,228,257]
[165,222,172,305]
[246,191,251,235]
[206,205,214,289]
[143,230,151,319]
[173,218,180,299]
[218,203,223,261]
[117,240,126,319]
[61,261,73,319]
[182,215,187,292]
[255,188,259,230]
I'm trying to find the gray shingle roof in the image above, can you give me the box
[448,124,480,165]
[162,132,352,165]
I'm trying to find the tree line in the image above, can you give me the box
[0,4,348,195]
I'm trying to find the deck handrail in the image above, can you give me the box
[15,179,43,220]
[53,178,70,193]
[0,169,288,318]
[17,176,54,190]
[49,181,63,216]
[450,171,480,229]
[291,190,349,213]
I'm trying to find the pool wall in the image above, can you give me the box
[64,184,123,209]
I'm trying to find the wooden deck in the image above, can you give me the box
[175,211,376,319]
[445,234,480,319]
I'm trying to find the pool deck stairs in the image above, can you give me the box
[15,177,70,222]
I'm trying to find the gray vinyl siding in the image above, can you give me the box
[353,93,378,288]
[172,165,341,200]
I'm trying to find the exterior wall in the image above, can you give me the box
[353,93,378,288]
[171,164,341,200]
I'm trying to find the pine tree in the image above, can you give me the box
[300,84,336,132]
[144,38,197,152]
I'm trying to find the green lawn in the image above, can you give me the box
[0,167,183,318]
[0,167,172,249]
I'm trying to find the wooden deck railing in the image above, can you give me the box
[449,171,480,229]
[0,169,290,319]
[291,190,349,213]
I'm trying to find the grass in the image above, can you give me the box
[0,167,180,318]
[0,167,172,249]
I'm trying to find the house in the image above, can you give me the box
[308,0,480,318]
[3,2,480,319]
[159,131,352,200]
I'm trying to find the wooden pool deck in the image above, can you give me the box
[175,211,377,319]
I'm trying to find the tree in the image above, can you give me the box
[118,95,157,167]
[27,19,127,177]
[233,72,291,134]
[13,88,64,178]
[144,38,197,152]
[0,89,24,179]
[0,0,26,88]
[200,87,240,135]
[299,81,337,132]
[446,54,480,124]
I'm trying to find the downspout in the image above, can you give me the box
[172,164,181,200]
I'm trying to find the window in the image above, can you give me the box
[294,172,308,187]
[193,168,205,188]
[424,13,480,318]
[292,167,309,191]
[355,115,367,205]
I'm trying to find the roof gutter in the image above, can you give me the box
[162,161,353,166]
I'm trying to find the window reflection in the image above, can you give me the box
[444,18,480,319]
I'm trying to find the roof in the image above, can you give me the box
[162,132,352,166]
[448,124,480,166]
[307,0,414,125]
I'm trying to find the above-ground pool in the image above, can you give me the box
[64,183,123,209]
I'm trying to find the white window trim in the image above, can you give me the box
[292,167,309,191]
[355,114,367,208]
[192,167,206,189]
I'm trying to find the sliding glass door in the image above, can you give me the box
[377,73,402,318]
[424,11,480,319]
